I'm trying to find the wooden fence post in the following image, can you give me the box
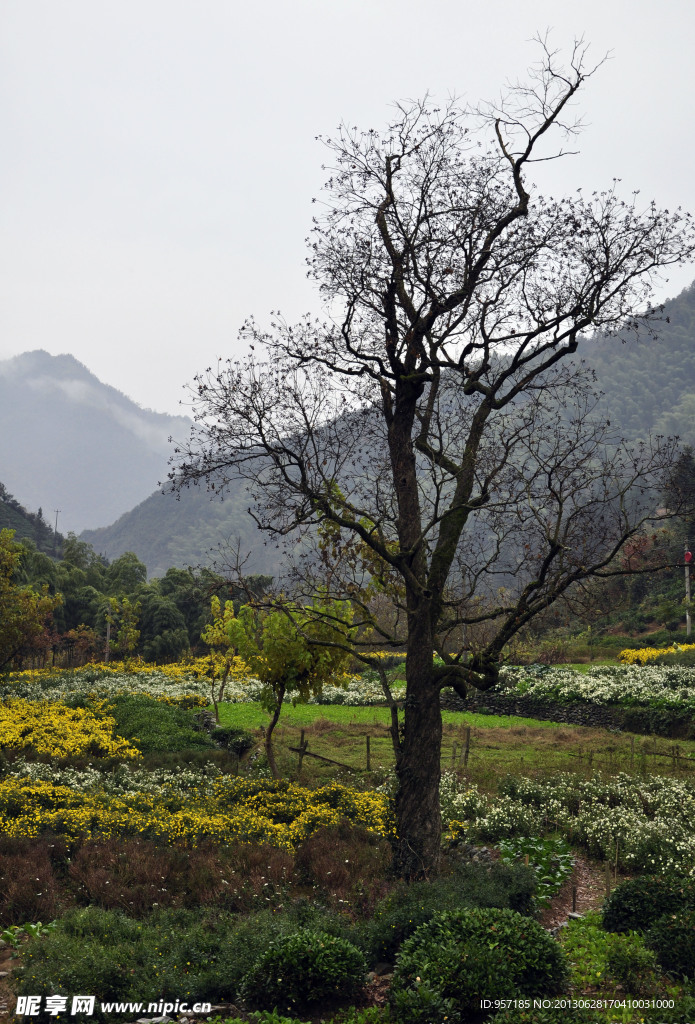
[463,726,471,767]
[297,729,308,778]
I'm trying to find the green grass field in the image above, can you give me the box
[217,700,695,791]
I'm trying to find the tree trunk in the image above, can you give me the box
[393,620,442,878]
[264,683,285,779]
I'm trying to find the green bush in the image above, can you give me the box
[605,931,658,994]
[603,874,695,933]
[210,726,255,755]
[653,649,695,667]
[239,928,366,1013]
[364,861,536,962]
[14,906,295,1021]
[15,908,150,1022]
[643,994,695,1024]
[104,694,215,752]
[389,907,567,1024]
[646,908,695,979]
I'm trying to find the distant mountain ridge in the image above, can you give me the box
[80,482,281,580]
[7,280,695,578]
[0,350,192,533]
[581,281,695,445]
[0,480,64,555]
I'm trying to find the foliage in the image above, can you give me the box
[364,860,536,962]
[0,698,141,760]
[105,595,141,661]
[0,482,63,556]
[559,909,663,1001]
[651,649,695,668]
[646,908,695,979]
[0,529,62,671]
[604,930,659,993]
[603,874,695,934]
[497,836,574,907]
[101,693,214,753]
[389,907,567,1022]
[1,919,57,952]
[239,928,366,1012]
[642,994,695,1024]
[203,596,354,774]
[14,905,294,1020]
[0,773,394,849]
[210,726,255,755]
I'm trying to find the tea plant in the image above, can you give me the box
[390,907,567,1023]
[239,928,366,1012]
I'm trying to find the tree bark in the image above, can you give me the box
[394,605,442,878]
[264,683,285,779]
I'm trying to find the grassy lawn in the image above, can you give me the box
[218,700,695,792]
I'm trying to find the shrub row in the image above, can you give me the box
[603,874,695,981]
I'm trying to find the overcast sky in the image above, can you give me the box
[2,0,694,416]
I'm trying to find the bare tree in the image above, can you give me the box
[172,41,695,877]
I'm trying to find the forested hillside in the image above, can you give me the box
[80,481,281,579]
[5,283,695,577]
[584,281,695,444]
[0,482,64,556]
[80,281,695,575]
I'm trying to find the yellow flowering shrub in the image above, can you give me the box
[5,656,251,685]
[618,642,695,665]
[0,775,395,849]
[0,699,141,760]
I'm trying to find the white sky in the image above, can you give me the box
[2,0,694,416]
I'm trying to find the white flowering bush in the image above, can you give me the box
[1,670,212,704]
[439,769,488,825]
[436,769,695,873]
[7,757,223,798]
[500,664,695,712]
[1,666,402,708]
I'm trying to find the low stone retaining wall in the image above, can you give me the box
[439,689,694,739]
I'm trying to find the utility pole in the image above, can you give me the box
[685,543,692,637]
[53,510,60,557]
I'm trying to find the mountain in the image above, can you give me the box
[0,480,65,555]
[0,350,192,533]
[8,280,695,578]
[581,281,695,445]
[80,482,282,580]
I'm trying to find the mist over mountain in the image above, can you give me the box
[6,280,695,579]
[0,350,191,533]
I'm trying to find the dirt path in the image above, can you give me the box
[540,854,609,930]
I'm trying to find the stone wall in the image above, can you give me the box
[439,688,694,739]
